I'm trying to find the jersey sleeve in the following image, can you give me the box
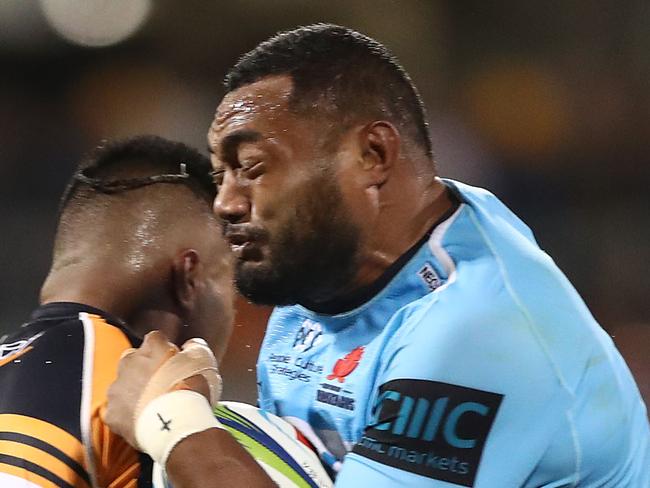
[0,313,147,488]
[335,285,578,487]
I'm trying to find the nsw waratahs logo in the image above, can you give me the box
[316,346,365,411]
[326,346,365,383]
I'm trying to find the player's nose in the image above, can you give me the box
[213,174,250,224]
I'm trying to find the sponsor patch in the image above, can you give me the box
[352,379,503,486]
[267,353,324,383]
[316,383,356,411]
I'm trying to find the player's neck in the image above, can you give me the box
[302,178,455,314]
[354,176,453,288]
[39,261,179,340]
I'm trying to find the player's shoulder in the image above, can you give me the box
[445,180,582,309]
[0,314,83,372]
[400,182,609,376]
[0,304,135,381]
[0,304,142,488]
[388,256,523,344]
[377,255,591,402]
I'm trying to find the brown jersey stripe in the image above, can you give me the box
[0,432,90,485]
[0,451,81,488]
[0,414,85,468]
[0,460,61,488]
[0,440,90,487]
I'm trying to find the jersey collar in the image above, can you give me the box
[30,302,140,344]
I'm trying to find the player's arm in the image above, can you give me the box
[165,427,274,488]
[104,331,275,488]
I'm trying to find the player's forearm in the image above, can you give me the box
[166,427,276,488]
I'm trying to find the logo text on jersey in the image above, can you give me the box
[292,319,323,353]
[316,383,355,411]
[417,263,442,292]
[353,379,503,487]
[268,353,324,383]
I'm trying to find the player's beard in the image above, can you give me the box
[234,172,361,307]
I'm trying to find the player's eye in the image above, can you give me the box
[210,169,225,187]
[241,160,265,180]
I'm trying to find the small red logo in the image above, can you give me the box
[326,346,365,383]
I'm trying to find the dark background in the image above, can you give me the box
[0,0,648,404]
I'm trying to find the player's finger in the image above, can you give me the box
[180,337,209,350]
[140,330,168,350]
[119,347,137,361]
[141,330,179,360]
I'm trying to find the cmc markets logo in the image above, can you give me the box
[353,379,503,487]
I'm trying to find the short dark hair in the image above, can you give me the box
[60,135,215,214]
[225,24,433,159]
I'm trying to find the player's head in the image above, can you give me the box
[44,135,234,359]
[209,24,434,306]
[224,23,432,160]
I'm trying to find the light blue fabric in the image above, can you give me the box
[257,180,650,487]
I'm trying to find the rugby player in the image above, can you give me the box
[0,136,266,487]
[106,25,650,486]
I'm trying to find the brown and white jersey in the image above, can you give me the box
[0,302,152,488]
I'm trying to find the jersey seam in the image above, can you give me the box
[567,408,581,484]
[465,210,575,396]
[466,210,581,480]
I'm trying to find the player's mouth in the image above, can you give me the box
[224,226,266,261]
[231,241,262,261]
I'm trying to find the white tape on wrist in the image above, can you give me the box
[135,340,222,422]
[135,389,223,467]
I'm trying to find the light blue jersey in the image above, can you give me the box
[257,180,649,487]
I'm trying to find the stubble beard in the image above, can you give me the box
[234,175,360,307]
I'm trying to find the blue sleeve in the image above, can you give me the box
[334,284,578,487]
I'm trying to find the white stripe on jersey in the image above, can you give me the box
[79,312,99,488]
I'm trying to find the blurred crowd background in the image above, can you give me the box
[0,0,648,404]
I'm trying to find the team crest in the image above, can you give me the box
[315,346,365,411]
[326,346,364,383]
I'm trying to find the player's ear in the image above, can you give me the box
[358,120,400,187]
[172,249,200,313]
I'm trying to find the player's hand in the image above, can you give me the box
[104,331,222,450]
